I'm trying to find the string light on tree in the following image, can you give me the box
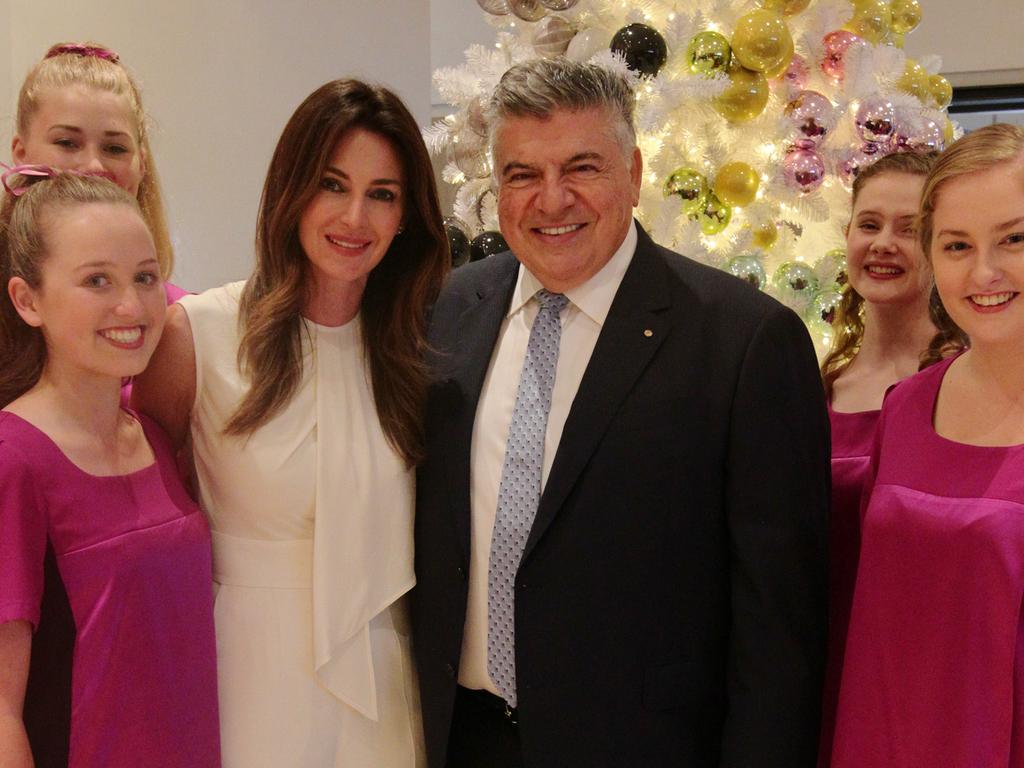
[428,0,957,350]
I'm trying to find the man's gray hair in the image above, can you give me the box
[486,58,638,158]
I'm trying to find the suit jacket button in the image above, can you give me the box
[457,566,466,580]
[445,663,456,679]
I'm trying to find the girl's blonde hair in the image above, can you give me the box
[16,42,173,279]
[0,172,141,406]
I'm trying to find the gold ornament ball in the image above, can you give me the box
[664,167,710,215]
[714,162,760,207]
[731,10,794,74]
[714,64,770,122]
[762,0,812,15]
[898,58,929,101]
[687,31,732,77]
[509,0,547,22]
[845,0,892,44]
[889,0,922,34]
[751,222,779,250]
[694,193,732,235]
[762,32,795,78]
[929,74,953,109]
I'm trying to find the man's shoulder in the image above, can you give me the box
[639,234,790,327]
[438,250,518,303]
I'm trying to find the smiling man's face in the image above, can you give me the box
[493,106,642,292]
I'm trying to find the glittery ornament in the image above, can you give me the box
[773,261,820,308]
[470,231,509,261]
[476,0,510,14]
[809,288,843,326]
[731,10,794,74]
[533,16,575,58]
[509,0,547,22]
[466,96,489,138]
[725,254,767,289]
[855,95,896,144]
[687,31,732,77]
[898,59,929,101]
[664,167,710,214]
[821,30,864,81]
[714,162,760,207]
[539,0,578,9]
[694,193,732,235]
[751,222,779,250]
[611,23,669,78]
[889,0,922,34]
[714,64,770,122]
[783,147,825,193]
[785,90,833,144]
[565,27,613,62]
[928,74,953,109]
[762,0,812,15]
[445,217,471,268]
[845,0,892,44]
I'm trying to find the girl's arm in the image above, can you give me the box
[0,620,32,768]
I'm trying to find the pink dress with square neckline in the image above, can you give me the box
[831,354,1024,766]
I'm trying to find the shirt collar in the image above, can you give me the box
[508,220,638,327]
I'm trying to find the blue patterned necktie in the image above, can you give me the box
[487,288,569,707]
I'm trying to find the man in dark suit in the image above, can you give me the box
[412,58,830,768]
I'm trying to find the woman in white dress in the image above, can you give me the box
[134,79,448,767]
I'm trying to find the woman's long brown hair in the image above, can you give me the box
[223,80,448,466]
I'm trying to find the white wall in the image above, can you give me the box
[904,0,1024,86]
[0,0,431,291]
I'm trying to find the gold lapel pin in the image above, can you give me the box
[643,329,654,338]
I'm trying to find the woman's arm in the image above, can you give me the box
[0,620,32,768]
[132,303,197,452]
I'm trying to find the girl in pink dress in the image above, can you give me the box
[10,42,186,305]
[817,151,940,761]
[0,171,218,767]
[832,123,1024,765]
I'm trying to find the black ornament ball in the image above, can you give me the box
[446,222,471,268]
[470,231,509,262]
[610,23,668,78]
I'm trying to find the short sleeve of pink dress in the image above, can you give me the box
[831,355,1024,767]
[819,403,879,763]
[0,411,221,767]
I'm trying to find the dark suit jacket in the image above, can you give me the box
[412,224,830,767]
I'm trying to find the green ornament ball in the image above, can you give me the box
[693,193,732,235]
[725,254,767,289]
[809,287,844,326]
[687,31,732,77]
[664,167,709,215]
[773,261,819,308]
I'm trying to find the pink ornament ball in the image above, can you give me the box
[855,96,896,144]
[821,30,864,82]
[785,90,833,144]
[782,53,809,91]
[892,119,945,153]
[784,147,826,193]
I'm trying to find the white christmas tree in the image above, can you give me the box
[427,0,956,351]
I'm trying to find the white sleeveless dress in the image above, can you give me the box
[180,282,424,767]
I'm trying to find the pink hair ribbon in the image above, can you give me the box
[45,44,120,64]
[0,163,61,196]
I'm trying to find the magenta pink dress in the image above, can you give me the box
[819,403,879,764]
[831,355,1024,766]
[0,410,220,767]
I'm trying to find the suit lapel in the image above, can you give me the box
[522,229,673,563]
[445,254,520,561]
